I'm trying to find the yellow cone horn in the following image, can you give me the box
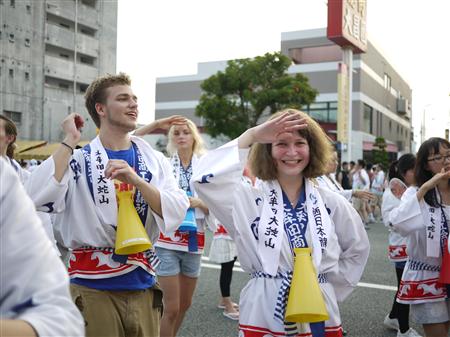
[285,247,329,323]
[114,181,152,255]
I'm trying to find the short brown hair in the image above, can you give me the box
[0,115,18,159]
[248,109,333,181]
[84,73,131,128]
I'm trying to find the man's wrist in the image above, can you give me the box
[63,135,79,149]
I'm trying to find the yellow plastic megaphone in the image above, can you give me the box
[285,247,329,323]
[114,181,152,255]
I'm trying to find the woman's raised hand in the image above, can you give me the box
[134,115,187,136]
[156,115,187,131]
[238,111,308,148]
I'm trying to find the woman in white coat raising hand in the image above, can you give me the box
[193,109,369,337]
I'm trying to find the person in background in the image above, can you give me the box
[0,159,84,337]
[193,109,369,337]
[370,164,386,222]
[337,161,352,190]
[137,116,215,337]
[352,159,371,228]
[316,151,375,204]
[388,138,450,337]
[382,154,421,337]
[209,221,240,320]
[0,115,58,252]
[349,161,356,186]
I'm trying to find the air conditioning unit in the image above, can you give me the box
[397,98,407,115]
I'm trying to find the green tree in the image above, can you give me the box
[372,137,390,169]
[195,52,318,139]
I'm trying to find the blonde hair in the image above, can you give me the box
[248,108,333,181]
[166,119,206,156]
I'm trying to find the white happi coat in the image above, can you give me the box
[25,136,189,278]
[388,186,447,304]
[0,158,84,336]
[381,187,408,263]
[193,140,369,336]
[316,175,352,201]
[7,157,59,253]
[155,153,216,254]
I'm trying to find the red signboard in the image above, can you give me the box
[327,0,367,53]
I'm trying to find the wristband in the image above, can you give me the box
[61,141,74,154]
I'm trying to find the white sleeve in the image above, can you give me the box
[388,186,424,236]
[0,159,84,336]
[192,139,250,229]
[381,190,395,227]
[326,192,370,302]
[153,155,190,234]
[362,170,370,190]
[24,155,72,213]
[337,189,353,201]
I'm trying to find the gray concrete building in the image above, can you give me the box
[0,0,117,142]
[155,28,412,161]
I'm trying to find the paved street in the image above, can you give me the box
[178,222,425,337]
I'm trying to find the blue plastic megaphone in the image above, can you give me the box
[178,191,197,232]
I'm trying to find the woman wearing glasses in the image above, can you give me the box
[388,137,450,337]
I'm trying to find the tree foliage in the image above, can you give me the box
[195,52,318,139]
[372,137,390,169]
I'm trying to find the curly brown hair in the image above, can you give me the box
[84,73,131,128]
[0,115,18,159]
[248,109,333,181]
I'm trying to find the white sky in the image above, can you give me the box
[117,0,450,143]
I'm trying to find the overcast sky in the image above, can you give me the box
[117,0,450,143]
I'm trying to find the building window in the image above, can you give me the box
[25,38,30,47]
[3,110,21,124]
[384,73,391,90]
[59,53,69,59]
[79,55,94,65]
[10,0,14,7]
[304,101,337,123]
[79,84,88,93]
[363,103,373,134]
[58,82,70,90]
[8,33,14,42]
[59,22,70,29]
[26,4,31,13]
[25,71,29,80]
[8,68,13,78]
[389,121,392,133]
[81,0,96,8]
[80,27,96,37]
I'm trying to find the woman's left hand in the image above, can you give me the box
[189,196,209,214]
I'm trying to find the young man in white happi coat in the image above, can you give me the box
[25,73,189,337]
[193,109,370,337]
[0,158,84,336]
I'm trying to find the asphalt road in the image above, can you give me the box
[177,222,427,337]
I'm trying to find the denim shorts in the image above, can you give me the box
[155,247,202,278]
[410,299,450,324]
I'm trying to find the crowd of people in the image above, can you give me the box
[1,72,449,337]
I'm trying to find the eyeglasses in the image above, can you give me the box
[427,154,450,163]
